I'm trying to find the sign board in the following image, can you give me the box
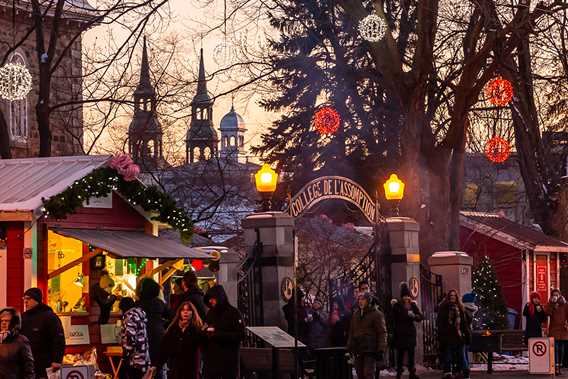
[529,337,555,374]
[409,277,419,299]
[61,317,90,346]
[287,176,376,223]
[535,255,549,303]
[83,193,112,209]
[100,323,120,344]
[281,277,293,301]
[247,326,306,348]
[60,365,96,379]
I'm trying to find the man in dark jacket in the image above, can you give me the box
[203,285,245,379]
[180,271,207,320]
[391,282,423,379]
[348,292,387,379]
[20,288,65,379]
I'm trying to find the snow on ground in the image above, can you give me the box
[471,354,528,372]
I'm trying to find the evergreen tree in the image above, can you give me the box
[472,256,508,330]
[252,0,398,198]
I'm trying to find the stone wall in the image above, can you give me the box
[0,4,84,157]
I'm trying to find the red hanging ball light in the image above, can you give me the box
[485,76,513,107]
[485,136,511,163]
[313,106,341,135]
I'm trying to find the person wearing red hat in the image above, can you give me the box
[523,292,547,344]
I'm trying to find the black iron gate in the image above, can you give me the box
[420,264,444,367]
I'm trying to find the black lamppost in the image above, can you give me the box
[383,173,405,216]
[254,164,278,211]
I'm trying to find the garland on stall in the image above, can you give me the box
[42,166,193,244]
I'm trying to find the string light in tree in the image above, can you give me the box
[0,62,32,101]
[485,76,513,107]
[313,106,341,135]
[358,14,387,42]
[485,136,511,163]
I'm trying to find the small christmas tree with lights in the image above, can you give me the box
[472,255,508,330]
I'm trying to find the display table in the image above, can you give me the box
[104,346,123,379]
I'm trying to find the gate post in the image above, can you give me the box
[428,251,473,295]
[386,217,423,364]
[242,211,295,329]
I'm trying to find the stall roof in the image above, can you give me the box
[0,155,111,212]
[52,228,211,259]
[460,211,568,253]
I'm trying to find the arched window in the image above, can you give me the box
[239,136,244,147]
[8,52,28,142]
[193,147,201,161]
[203,146,211,160]
[147,140,155,156]
[229,136,236,146]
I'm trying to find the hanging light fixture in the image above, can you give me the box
[0,62,32,101]
[358,14,387,42]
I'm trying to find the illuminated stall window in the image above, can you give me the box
[47,231,87,313]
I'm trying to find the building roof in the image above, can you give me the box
[52,228,210,259]
[220,105,246,131]
[191,48,213,106]
[133,36,156,99]
[460,211,568,253]
[0,155,111,212]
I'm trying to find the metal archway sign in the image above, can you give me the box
[287,176,377,223]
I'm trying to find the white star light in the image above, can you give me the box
[358,14,387,42]
[0,63,32,101]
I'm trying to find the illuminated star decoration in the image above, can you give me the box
[485,76,513,107]
[358,14,387,42]
[485,136,511,163]
[0,63,32,101]
[313,106,341,135]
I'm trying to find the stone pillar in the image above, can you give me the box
[242,212,295,329]
[428,251,473,295]
[218,250,240,307]
[386,217,423,363]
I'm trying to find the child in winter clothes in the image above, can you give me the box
[523,292,547,343]
[545,289,568,375]
[119,297,151,379]
[391,282,423,379]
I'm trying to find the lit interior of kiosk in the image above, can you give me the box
[46,229,205,316]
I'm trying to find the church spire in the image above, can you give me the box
[134,36,155,98]
[192,48,212,105]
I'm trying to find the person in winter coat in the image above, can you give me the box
[391,282,423,379]
[119,298,150,379]
[0,308,34,379]
[203,285,245,379]
[306,300,330,348]
[180,271,207,320]
[91,271,118,324]
[20,288,65,379]
[155,301,204,379]
[545,288,568,375]
[461,292,478,376]
[437,289,471,379]
[330,298,350,347]
[136,278,172,379]
[523,292,547,343]
[347,292,388,379]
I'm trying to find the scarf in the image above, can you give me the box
[449,303,462,337]
[0,330,13,344]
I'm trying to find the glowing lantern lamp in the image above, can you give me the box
[383,173,405,216]
[255,164,278,211]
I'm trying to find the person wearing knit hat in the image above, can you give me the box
[21,288,65,378]
[546,289,568,375]
[391,281,423,379]
[523,292,546,344]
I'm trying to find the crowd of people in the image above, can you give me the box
[0,271,245,379]
[282,281,481,379]
[5,273,568,379]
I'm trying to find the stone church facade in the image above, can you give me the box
[0,1,89,158]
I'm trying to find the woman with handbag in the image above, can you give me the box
[153,301,204,379]
[545,288,568,375]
